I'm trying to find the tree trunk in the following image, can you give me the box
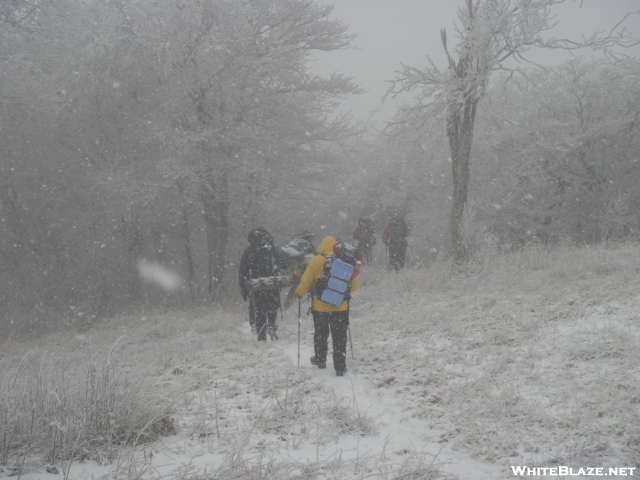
[200,169,229,301]
[443,1,482,265]
[177,180,198,300]
[120,210,143,302]
[447,91,478,265]
[190,81,231,300]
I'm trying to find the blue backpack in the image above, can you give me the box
[315,242,362,306]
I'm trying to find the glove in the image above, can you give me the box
[241,289,248,301]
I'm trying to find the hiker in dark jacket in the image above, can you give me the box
[239,227,286,341]
[353,216,376,265]
[382,214,409,271]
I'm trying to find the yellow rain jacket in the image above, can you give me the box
[295,236,359,312]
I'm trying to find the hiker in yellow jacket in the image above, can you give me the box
[295,236,359,376]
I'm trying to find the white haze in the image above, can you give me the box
[312,0,640,125]
[137,260,183,293]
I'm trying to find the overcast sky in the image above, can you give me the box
[311,0,640,126]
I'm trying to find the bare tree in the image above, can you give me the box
[390,0,638,263]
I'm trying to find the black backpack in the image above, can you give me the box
[248,244,278,279]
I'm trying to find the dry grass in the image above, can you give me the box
[0,340,175,470]
[354,241,640,469]
[3,242,639,479]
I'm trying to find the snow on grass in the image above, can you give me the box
[1,242,639,479]
[350,243,640,475]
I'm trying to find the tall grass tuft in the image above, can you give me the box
[0,339,175,467]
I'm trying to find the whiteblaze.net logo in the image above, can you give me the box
[511,466,637,477]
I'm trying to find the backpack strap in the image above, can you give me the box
[309,253,332,297]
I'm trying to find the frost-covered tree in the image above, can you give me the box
[138,0,359,298]
[473,58,640,244]
[390,0,637,263]
[0,1,150,326]
[0,0,361,334]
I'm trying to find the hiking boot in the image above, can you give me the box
[310,356,326,369]
[267,326,278,341]
[335,369,347,377]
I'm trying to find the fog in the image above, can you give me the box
[2,2,640,479]
[312,0,640,124]
[0,0,639,336]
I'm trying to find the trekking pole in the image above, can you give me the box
[348,325,354,360]
[297,297,301,369]
[249,292,256,334]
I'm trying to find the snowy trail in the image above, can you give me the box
[267,306,512,480]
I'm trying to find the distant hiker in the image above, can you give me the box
[353,216,376,265]
[382,214,409,271]
[239,227,286,341]
[295,236,361,376]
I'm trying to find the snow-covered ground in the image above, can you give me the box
[2,244,639,479]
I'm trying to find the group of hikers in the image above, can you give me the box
[238,214,409,377]
[353,214,410,271]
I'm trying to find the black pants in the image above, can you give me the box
[389,241,407,271]
[357,238,374,265]
[312,310,349,373]
[248,297,256,330]
[251,295,278,341]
